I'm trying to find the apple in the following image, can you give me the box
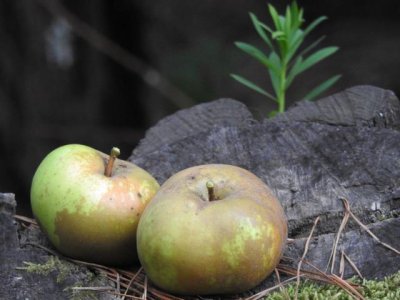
[137,164,287,295]
[30,144,160,266]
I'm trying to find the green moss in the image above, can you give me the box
[265,271,400,300]
[19,256,75,283]
[18,255,108,299]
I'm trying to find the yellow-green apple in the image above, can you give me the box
[30,144,159,266]
[137,164,287,295]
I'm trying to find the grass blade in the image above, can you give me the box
[231,74,277,101]
[303,74,341,101]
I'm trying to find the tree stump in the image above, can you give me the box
[129,85,400,280]
[1,85,399,298]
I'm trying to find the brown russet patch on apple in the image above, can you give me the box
[143,214,281,295]
[54,207,138,266]
[52,178,151,266]
[171,244,273,295]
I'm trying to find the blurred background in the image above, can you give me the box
[1,0,399,215]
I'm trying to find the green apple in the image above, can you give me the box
[137,164,287,295]
[31,144,159,266]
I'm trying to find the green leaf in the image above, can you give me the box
[268,51,282,73]
[259,21,275,35]
[297,46,339,74]
[268,4,282,30]
[295,35,326,60]
[303,16,327,37]
[268,69,280,96]
[286,56,303,88]
[268,52,281,95]
[286,37,326,86]
[288,28,305,49]
[249,13,273,49]
[284,5,292,34]
[295,6,304,29]
[230,74,277,101]
[272,30,285,41]
[290,2,303,28]
[302,75,341,101]
[287,15,326,59]
[234,42,278,72]
[285,29,305,62]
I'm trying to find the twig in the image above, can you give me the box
[35,0,195,108]
[14,215,38,225]
[295,216,320,300]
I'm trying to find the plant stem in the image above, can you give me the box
[278,64,287,113]
[104,147,120,177]
[206,181,216,202]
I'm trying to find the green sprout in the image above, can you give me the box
[231,2,341,116]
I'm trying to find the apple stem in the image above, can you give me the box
[206,181,216,201]
[104,147,120,177]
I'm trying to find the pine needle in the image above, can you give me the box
[341,198,400,255]
[295,216,320,300]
